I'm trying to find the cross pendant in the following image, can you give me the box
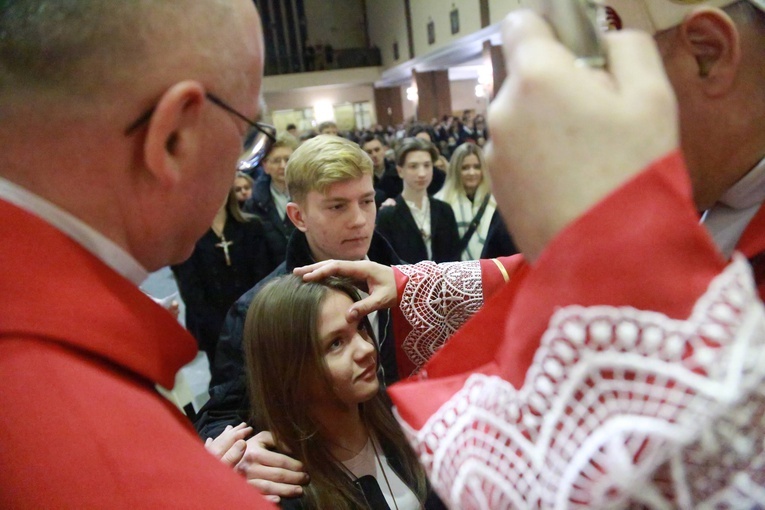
[215,235,233,266]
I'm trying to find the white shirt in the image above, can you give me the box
[0,177,148,285]
[270,184,289,222]
[342,437,420,510]
[404,196,432,260]
[702,156,765,258]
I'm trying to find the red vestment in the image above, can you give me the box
[388,152,765,508]
[0,200,273,508]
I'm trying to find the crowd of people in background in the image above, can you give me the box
[174,110,509,371]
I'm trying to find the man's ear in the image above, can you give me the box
[680,8,740,95]
[143,81,206,187]
[286,201,308,232]
[396,165,404,179]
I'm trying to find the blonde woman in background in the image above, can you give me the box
[435,143,496,260]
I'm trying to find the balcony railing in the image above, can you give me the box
[264,47,381,76]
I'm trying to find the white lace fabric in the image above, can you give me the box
[397,260,484,376]
[395,255,765,509]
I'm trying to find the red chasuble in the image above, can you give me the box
[388,152,765,508]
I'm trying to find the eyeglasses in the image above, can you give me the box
[124,92,277,173]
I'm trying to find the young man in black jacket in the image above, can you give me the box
[195,135,402,441]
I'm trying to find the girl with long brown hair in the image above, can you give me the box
[244,275,442,509]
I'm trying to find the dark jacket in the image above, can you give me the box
[170,217,278,365]
[480,209,520,259]
[243,174,295,266]
[376,195,460,264]
[279,435,446,510]
[373,159,402,208]
[194,229,402,439]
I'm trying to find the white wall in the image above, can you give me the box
[304,0,367,48]
[449,79,488,116]
[264,84,376,113]
[410,0,482,56]
[365,0,409,69]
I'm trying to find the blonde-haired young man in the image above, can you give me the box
[195,136,403,498]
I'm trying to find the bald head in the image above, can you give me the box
[0,0,260,104]
[0,0,265,270]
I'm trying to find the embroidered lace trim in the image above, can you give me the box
[398,260,484,376]
[396,255,765,509]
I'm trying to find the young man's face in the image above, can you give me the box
[397,150,433,193]
[362,139,386,168]
[292,174,376,261]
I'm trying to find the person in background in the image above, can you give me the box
[361,133,402,207]
[172,184,279,367]
[435,143,496,260]
[233,171,254,208]
[376,138,459,264]
[0,0,274,506]
[430,154,448,195]
[243,275,443,509]
[244,136,298,266]
[194,136,403,482]
[286,123,298,138]
[317,120,338,136]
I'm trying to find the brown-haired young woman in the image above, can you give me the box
[244,275,444,509]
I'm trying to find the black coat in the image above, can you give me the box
[480,209,520,259]
[171,217,279,365]
[194,229,403,439]
[376,195,460,264]
[373,159,403,207]
[242,174,295,266]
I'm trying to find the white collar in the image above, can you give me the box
[718,155,765,209]
[0,177,148,285]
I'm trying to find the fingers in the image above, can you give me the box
[238,432,309,498]
[244,433,305,473]
[295,260,375,282]
[605,30,675,112]
[347,295,385,322]
[204,423,253,460]
[247,477,303,500]
[501,9,558,60]
[292,260,335,277]
[220,438,247,467]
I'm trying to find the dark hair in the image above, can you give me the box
[360,133,386,147]
[406,123,436,141]
[243,275,427,509]
[395,137,439,167]
[286,123,297,130]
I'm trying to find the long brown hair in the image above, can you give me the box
[243,275,427,509]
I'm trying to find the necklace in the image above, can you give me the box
[213,231,233,266]
[370,438,401,510]
[409,197,431,242]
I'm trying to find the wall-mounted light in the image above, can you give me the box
[475,65,493,98]
[314,100,334,123]
[406,85,418,103]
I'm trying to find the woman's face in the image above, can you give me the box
[263,147,293,188]
[233,177,253,204]
[314,290,378,409]
[460,153,483,196]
